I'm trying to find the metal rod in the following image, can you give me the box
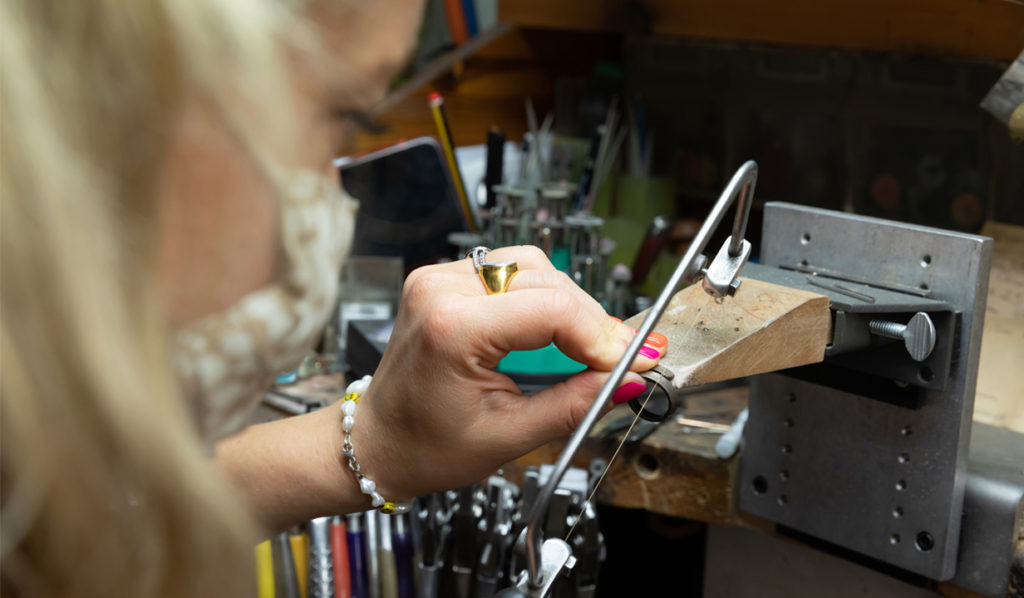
[727,168,757,257]
[521,160,758,587]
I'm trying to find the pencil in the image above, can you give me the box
[289,531,309,598]
[428,91,478,233]
[255,540,275,598]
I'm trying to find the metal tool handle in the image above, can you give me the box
[520,160,758,590]
[272,532,303,598]
[365,511,382,598]
[417,563,441,598]
[379,550,399,598]
[309,517,336,598]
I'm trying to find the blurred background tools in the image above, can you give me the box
[254,466,603,598]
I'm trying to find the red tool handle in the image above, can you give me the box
[331,519,351,598]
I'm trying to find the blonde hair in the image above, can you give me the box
[1,1,317,595]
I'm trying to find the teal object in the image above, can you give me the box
[550,247,572,273]
[275,371,298,384]
[497,344,586,376]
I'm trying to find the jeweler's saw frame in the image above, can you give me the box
[500,161,760,597]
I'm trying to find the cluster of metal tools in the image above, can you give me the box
[263,466,604,598]
[449,103,624,312]
[415,466,604,598]
[450,181,613,308]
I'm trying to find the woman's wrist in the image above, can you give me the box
[336,376,414,513]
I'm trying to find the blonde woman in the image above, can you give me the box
[0,0,661,595]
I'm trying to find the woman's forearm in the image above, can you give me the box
[215,404,367,533]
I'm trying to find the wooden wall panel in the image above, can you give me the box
[499,0,1024,61]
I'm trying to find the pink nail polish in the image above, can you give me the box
[612,381,647,404]
[639,345,661,359]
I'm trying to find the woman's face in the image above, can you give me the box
[157,0,424,328]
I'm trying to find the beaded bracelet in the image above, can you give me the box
[340,375,413,515]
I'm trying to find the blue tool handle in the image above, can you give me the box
[392,522,415,598]
[347,528,367,598]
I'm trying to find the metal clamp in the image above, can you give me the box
[514,161,758,594]
[703,236,752,297]
[501,539,576,598]
[700,161,757,297]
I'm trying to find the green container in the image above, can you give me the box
[600,175,678,297]
[614,175,676,228]
[497,344,586,376]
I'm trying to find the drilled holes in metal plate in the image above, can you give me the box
[915,531,934,552]
[635,453,660,480]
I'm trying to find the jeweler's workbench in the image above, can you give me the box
[255,373,1022,597]
[504,385,749,527]
[507,386,1023,598]
[255,375,750,525]
[253,216,1024,598]
[500,213,1024,598]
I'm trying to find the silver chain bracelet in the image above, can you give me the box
[340,375,412,515]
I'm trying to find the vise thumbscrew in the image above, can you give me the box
[868,312,936,362]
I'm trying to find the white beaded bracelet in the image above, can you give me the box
[340,375,412,515]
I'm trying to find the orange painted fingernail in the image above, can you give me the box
[645,332,668,351]
[608,316,622,323]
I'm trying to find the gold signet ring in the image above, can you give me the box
[478,261,519,295]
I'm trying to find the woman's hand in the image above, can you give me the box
[351,245,664,500]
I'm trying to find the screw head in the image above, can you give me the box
[904,312,936,362]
